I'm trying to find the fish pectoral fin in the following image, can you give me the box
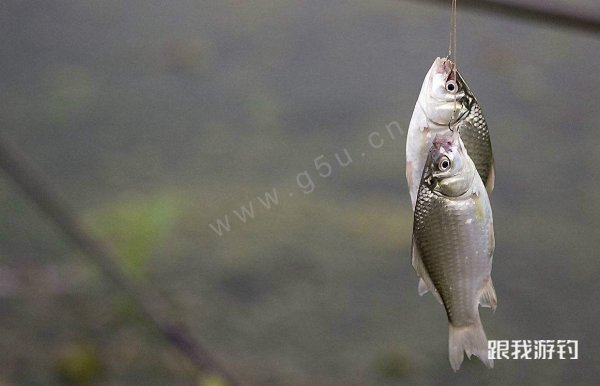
[406,160,414,204]
[412,239,443,304]
[405,161,413,189]
[479,278,497,312]
[485,160,495,194]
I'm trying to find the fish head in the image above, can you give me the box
[428,132,476,197]
[420,57,470,126]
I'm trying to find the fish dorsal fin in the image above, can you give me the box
[479,278,497,312]
[412,238,443,305]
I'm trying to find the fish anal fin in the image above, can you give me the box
[412,239,443,304]
[479,278,497,312]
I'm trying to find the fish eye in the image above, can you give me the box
[445,80,458,93]
[438,156,451,171]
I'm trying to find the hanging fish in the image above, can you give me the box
[412,132,496,371]
[406,57,494,209]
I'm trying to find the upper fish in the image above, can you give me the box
[406,57,494,209]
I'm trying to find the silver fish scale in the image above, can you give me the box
[413,183,492,326]
[459,101,494,186]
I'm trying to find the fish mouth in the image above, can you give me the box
[428,57,466,104]
[432,132,457,153]
[437,57,463,91]
[435,57,454,76]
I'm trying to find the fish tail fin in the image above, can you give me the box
[448,320,493,371]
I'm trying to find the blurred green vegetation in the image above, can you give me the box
[55,343,103,385]
[198,374,228,386]
[86,194,179,278]
[0,0,599,385]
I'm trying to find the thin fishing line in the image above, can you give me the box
[449,0,459,126]
[448,0,457,64]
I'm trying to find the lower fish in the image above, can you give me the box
[412,131,496,371]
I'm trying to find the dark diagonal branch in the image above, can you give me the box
[401,0,600,35]
[0,132,239,386]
